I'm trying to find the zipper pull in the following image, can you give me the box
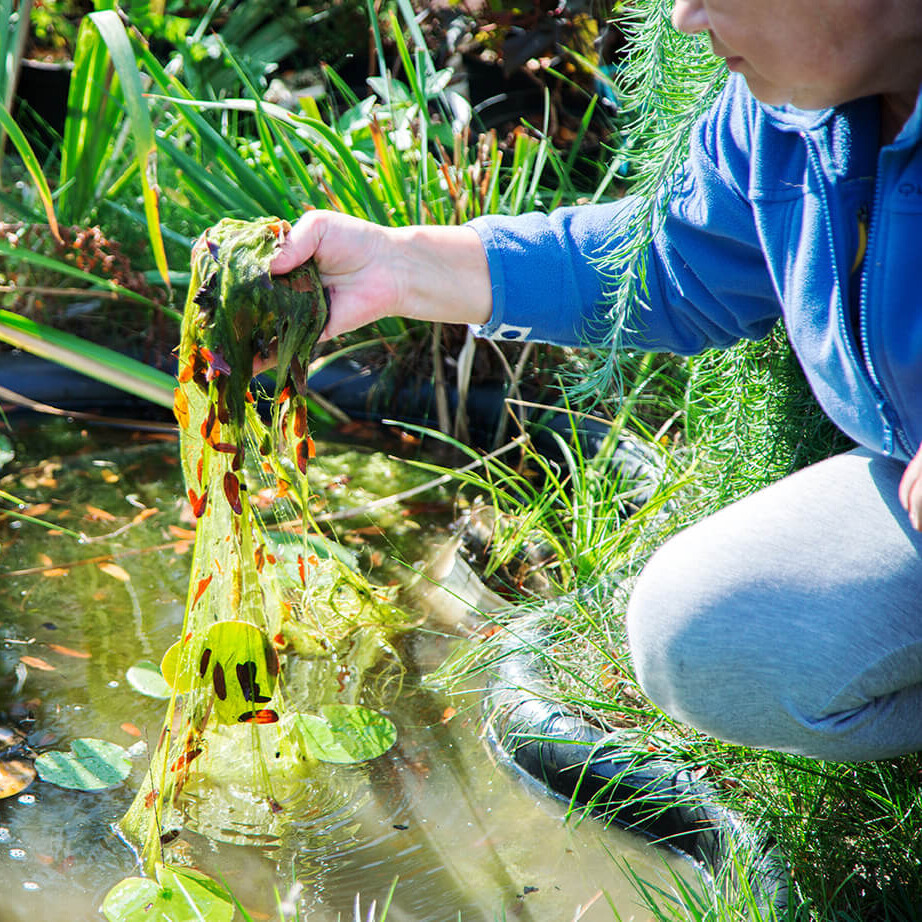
[877,400,895,455]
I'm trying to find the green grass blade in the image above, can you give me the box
[87,10,170,289]
[0,309,175,408]
[59,17,121,223]
[0,0,31,158]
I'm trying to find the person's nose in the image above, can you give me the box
[671,0,709,34]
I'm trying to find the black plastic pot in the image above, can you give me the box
[13,59,72,150]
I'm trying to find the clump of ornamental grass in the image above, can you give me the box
[684,327,854,514]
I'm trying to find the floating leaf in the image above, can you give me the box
[99,562,131,582]
[102,864,234,922]
[47,643,91,659]
[20,655,55,672]
[169,525,197,540]
[126,661,172,699]
[294,705,396,764]
[85,504,117,522]
[35,738,131,791]
[0,759,36,799]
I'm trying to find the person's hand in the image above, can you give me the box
[271,209,493,338]
[898,439,922,530]
[271,210,403,341]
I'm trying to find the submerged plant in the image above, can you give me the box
[112,219,410,913]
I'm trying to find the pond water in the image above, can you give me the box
[0,417,700,922]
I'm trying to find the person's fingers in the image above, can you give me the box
[271,212,323,275]
[898,444,922,512]
[906,477,922,531]
[252,346,277,376]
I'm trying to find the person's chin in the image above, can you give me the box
[740,75,788,106]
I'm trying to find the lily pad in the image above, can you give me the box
[34,738,131,791]
[102,863,234,922]
[294,705,396,764]
[126,660,172,699]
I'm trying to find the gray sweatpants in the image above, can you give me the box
[626,449,922,761]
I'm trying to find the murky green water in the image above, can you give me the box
[0,418,699,922]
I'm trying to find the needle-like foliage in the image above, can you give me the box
[569,0,725,400]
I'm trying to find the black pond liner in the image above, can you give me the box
[482,620,790,916]
[3,352,790,912]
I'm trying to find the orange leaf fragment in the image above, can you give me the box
[223,472,242,515]
[131,508,158,524]
[295,437,315,474]
[192,574,213,607]
[20,655,55,671]
[85,504,116,522]
[200,405,218,442]
[169,525,197,540]
[24,503,51,517]
[121,722,142,738]
[42,568,69,578]
[173,387,190,429]
[98,562,131,582]
[238,709,279,724]
[0,759,35,799]
[46,643,91,659]
[170,747,203,772]
[441,706,457,725]
[293,404,307,438]
[188,487,208,518]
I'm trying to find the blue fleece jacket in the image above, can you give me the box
[468,73,922,462]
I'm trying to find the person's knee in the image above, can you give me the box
[625,528,771,742]
[625,533,714,720]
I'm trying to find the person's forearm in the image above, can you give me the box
[389,225,493,327]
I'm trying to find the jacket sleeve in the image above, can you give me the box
[466,79,783,354]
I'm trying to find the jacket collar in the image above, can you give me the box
[742,73,922,146]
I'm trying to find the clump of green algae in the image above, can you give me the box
[117,218,405,867]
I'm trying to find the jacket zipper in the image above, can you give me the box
[803,133,909,457]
